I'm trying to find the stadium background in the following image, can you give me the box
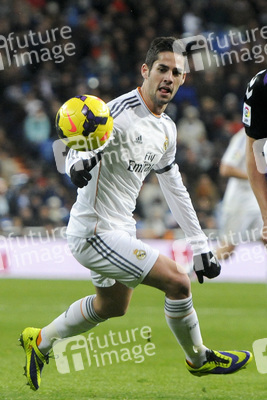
[0,2,267,399]
[0,0,266,244]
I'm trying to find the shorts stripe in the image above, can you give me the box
[87,235,143,279]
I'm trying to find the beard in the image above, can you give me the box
[154,92,172,107]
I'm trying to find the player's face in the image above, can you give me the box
[141,51,186,114]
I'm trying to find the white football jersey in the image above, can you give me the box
[221,128,260,211]
[66,88,208,253]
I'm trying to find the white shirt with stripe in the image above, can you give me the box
[66,88,209,254]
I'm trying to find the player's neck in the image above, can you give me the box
[138,86,166,116]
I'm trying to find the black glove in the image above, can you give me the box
[193,251,221,284]
[70,152,102,188]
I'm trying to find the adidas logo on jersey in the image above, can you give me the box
[134,135,143,144]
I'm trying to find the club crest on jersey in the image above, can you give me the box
[134,249,146,260]
[163,136,169,151]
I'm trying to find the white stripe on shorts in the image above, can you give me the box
[87,234,143,279]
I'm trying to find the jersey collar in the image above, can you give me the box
[137,87,162,119]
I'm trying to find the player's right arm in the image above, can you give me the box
[219,163,248,179]
[65,148,102,188]
[219,128,248,180]
[246,135,267,243]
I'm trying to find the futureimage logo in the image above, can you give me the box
[174,26,267,73]
[53,326,156,374]
[0,26,75,70]
[253,339,267,374]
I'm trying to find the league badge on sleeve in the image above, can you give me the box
[242,103,251,126]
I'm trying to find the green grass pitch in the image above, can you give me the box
[0,279,266,400]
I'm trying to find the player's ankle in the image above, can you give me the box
[36,329,52,355]
[187,345,208,368]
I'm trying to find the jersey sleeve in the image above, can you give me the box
[153,119,209,254]
[156,163,209,255]
[65,148,87,176]
[65,145,107,177]
[242,69,267,140]
[153,118,176,173]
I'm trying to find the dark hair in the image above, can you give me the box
[145,36,185,69]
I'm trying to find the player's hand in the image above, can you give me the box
[193,251,221,284]
[70,152,102,188]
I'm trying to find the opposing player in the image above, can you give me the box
[243,69,267,243]
[19,37,252,391]
[216,128,262,260]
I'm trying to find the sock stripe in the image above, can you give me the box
[164,298,193,312]
[84,295,106,324]
[80,298,91,323]
[165,295,193,318]
[36,330,42,347]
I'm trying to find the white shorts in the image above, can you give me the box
[67,231,159,289]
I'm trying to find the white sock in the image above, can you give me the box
[164,295,208,367]
[38,295,106,355]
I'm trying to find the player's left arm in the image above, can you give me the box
[155,162,221,283]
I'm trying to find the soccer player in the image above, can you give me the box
[216,128,262,260]
[20,37,252,391]
[243,69,267,244]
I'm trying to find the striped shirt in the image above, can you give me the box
[66,88,208,252]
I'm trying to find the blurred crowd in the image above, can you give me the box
[0,0,266,238]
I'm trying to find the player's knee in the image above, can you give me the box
[107,305,128,318]
[100,299,129,318]
[166,272,190,299]
[112,307,128,317]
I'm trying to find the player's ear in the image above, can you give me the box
[141,63,149,79]
[181,72,186,85]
